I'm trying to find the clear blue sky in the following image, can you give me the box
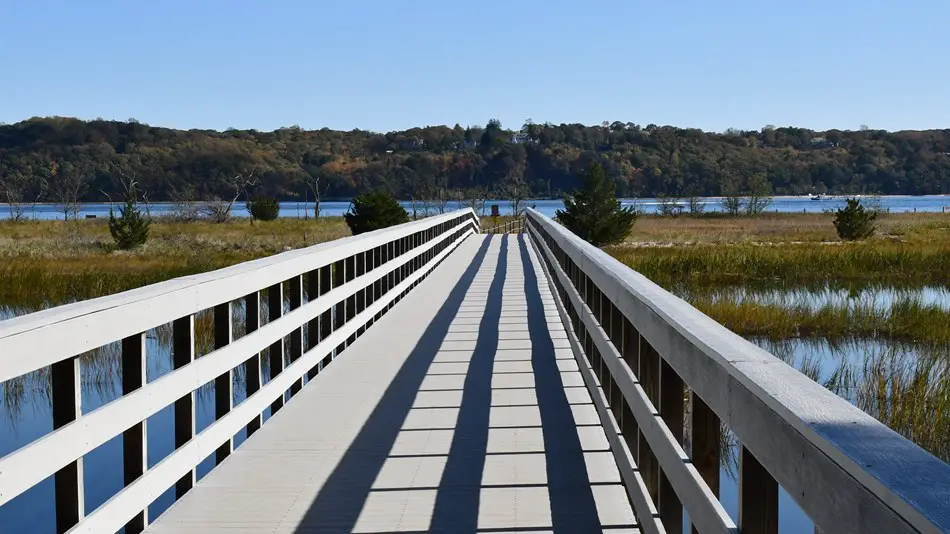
[2,1,947,133]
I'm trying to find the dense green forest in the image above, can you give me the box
[1,117,949,208]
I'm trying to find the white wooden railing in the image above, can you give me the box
[524,208,950,534]
[0,209,479,534]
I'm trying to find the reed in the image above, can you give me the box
[609,241,950,288]
[825,349,950,461]
[624,211,950,245]
[688,294,950,344]
[0,217,352,311]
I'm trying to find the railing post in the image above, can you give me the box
[318,264,332,370]
[345,255,357,346]
[690,392,720,534]
[122,333,148,533]
[52,356,83,533]
[245,291,262,435]
[619,318,639,458]
[740,445,778,534]
[288,275,304,396]
[659,359,684,532]
[268,283,284,414]
[333,259,346,358]
[638,338,660,504]
[306,269,320,380]
[355,252,366,336]
[173,314,195,499]
[214,302,233,464]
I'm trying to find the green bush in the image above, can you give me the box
[834,198,877,240]
[345,191,409,235]
[556,161,637,246]
[246,196,281,222]
[108,195,150,250]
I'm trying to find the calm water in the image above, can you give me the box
[3,194,950,220]
[681,285,950,312]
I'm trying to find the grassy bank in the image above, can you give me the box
[610,240,950,288]
[694,295,950,344]
[0,214,507,312]
[610,212,950,287]
[624,211,950,245]
[0,217,351,309]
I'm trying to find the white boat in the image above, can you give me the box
[809,193,826,201]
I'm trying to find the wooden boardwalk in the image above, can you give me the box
[147,234,637,533]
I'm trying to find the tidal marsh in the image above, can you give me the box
[0,217,351,309]
[688,293,950,344]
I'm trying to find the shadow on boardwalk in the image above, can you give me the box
[293,235,606,533]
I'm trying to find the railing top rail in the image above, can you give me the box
[0,209,478,382]
[525,208,950,534]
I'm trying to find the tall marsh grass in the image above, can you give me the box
[609,241,950,288]
[0,217,351,310]
[690,294,950,344]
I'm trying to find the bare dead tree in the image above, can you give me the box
[113,165,154,216]
[435,175,449,214]
[419,183,434,218]
[201,170,258,223]
[1,167,47,222]
[505,175,530,217]
[169,184,200,222]
[307,174,330,218]
[50,162,90,221]
[461,187,484,214]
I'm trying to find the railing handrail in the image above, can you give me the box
[524,208,950,534]
[0,209,479,534]
[0,209,479,383]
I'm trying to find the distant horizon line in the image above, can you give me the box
[3,115,947,137]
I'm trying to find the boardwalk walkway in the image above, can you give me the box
[147,234,637,533]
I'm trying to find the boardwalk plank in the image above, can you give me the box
[146,235,636,533]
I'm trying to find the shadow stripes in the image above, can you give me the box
[428,235,509,532]
[520,233,602,532]
[292,237,493,533]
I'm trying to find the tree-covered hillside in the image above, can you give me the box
[2,117,949,206]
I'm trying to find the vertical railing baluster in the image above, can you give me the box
[306,269,320,380]
[245,291,262,435]
[333,259,346,358]
[52,356,83,533]
[690,392,720,534]
[173,314,195,499]
[638,338,660,504]
[319,264,332,370]
[356,252,366,336]
[268,283,284,414]
[608,304,623,424]
[658,359,684,532]
[621,317,640,458]
[288,275,304,396]
[740,445,778,534]
[121,332,148,533]
[214,302,233,464]
[346,255,357,345]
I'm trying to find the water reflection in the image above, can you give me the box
[756,338,949,462]
[0,294,296,533]
[679,284,950,312]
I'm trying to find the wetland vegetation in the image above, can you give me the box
[607,210,950,463]
[1,210,948,466]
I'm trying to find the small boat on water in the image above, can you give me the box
[809,193,826,201]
